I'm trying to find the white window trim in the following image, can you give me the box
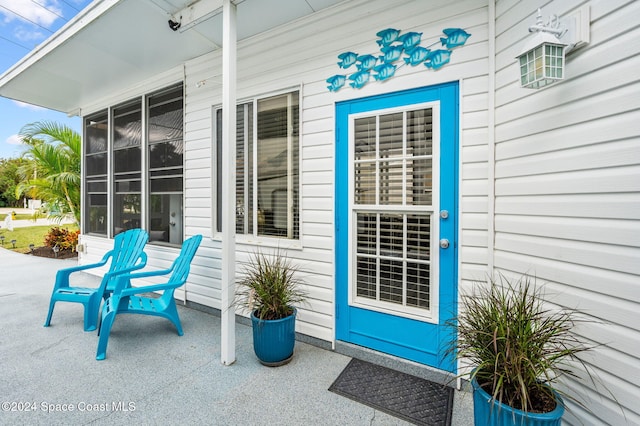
[211,87,303,250]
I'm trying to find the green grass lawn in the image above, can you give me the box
[1,213,35,221]
[13,213,37,221]
[0,225,79,253]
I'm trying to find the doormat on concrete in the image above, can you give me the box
[328,358,453,426]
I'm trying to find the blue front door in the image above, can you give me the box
[335,82,458,372]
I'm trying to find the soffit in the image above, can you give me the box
[0,0,344,114]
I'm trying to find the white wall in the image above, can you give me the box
[75,0,639,424]
[180,0,491,342]
[493,1,640,424]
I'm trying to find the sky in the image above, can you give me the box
[0,0,93,160]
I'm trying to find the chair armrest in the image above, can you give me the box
[108,263,174,295]
[132,252,148,271]
[125,266,175,280]
[119,281,182,297]
[102,265,148,288]
[102,255,148,280]
[54,258,109,286]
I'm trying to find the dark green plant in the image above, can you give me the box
[236,250,307,320]
[451,273,591,414]
[0,158,29,207]
[15,121,81,226]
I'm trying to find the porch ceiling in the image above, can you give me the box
[0,0,344,115]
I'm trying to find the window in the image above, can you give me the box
[215,90,299,240]
[147,85,184,244]
[82,83,184,245]
[84,111,108,236]
[112,101,141,235]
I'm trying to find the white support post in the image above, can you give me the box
[220,0,237,366]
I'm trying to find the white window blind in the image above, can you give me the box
[216,90,300,240]
[353,107,434,313]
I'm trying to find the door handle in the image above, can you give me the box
[440,239,450,249]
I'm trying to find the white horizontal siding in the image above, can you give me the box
[78,234,220,305]
[178,0,491,344]
[494,0,640,424]
[76,0,494,387]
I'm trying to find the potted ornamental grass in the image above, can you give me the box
[236,249,307,366]
[451,273,593,425]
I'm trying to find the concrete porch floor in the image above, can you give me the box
[0,247,473,425]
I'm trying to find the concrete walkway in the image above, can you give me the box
[0,247,473,425]
[0,207,74,230]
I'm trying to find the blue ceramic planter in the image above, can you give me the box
[472,377,564,426]
[251,309,296,366]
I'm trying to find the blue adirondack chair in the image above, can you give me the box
[44,228,149,332]
[96,234,202,360]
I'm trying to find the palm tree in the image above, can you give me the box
[16,121,81,225]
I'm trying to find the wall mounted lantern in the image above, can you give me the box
[517,7,590,89]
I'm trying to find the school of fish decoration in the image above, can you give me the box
[326,28,471,92]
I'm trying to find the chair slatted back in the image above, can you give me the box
[168,235,203,286]
[109,229,149,272]
[102,229,148,291]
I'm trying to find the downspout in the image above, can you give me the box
[458,0,497,391]
[287,92,294,239]
[488,0,496,275]
[182,63,188,306]
[221,0,237,366]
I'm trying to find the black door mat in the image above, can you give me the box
[329,358,453,426]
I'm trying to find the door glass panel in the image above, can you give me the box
[407,215,431,261]
[407,108,433,206]
[407,109,433,156]
[380,214,403,258]
[352,107,434,315]
[356,213,376,253]
[354,117,376,160]
[354,162,376,205]
[356,255,376,299]
[380,258,403,303]
[407,262,430,308]
[378,113,403,158]
[379,160,403,205]
[407,158,432,205]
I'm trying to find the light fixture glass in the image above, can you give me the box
[517,31,567,89]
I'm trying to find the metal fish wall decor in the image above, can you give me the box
[326,27,471,92]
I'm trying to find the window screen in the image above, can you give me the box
[81,83,184,243]
[112,101,141,235]
[147,84,184,245]
[84,111,108,235]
